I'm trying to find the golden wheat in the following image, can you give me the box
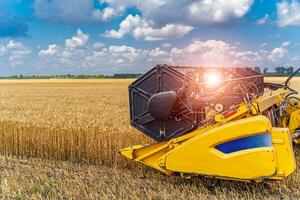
[0,79,150,167]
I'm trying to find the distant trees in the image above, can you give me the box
[112,73,142,78]
[0,73,142,79]
[274,67,286,75]
[251,67,296,76]
[275,66,294,75]
[286,67,294,74]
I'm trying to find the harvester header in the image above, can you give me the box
[121,65,300,182]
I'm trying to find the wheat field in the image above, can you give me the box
[0,77,300,199]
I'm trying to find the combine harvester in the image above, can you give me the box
[120,65,300,181]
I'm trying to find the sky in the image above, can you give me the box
[0,0,300,75]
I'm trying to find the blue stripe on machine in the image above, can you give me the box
[215,134,272,154]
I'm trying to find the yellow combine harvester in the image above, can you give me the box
[120,65,300,181]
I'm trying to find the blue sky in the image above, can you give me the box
[0,0,300,75]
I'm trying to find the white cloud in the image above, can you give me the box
[36,29,300,74]
[37,37,266,73]
[268,41,290,62]
[84,45,149,73]
[1,40,31,67]
[103,14,141,39]
[256,14,269,25]
[187,0,253,24]
[65,29,89,49]
[120,0,254,27]
[103,15,193,40]
[6,40,25,50]
[33,0,254,28]
[92,42,105,49]
[233,51,261,65]
[169,40,235,66]
[167,40,264,67]
[97,0,255,28]
[277,0,300,27]
[92,7,116,21]
[39,44,60,56]
[37,29,148,73]
[98,0,255,41]
[147,47,171,63]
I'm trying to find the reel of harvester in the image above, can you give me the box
[120,65,300,182]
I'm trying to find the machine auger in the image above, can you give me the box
[120,65,300,181]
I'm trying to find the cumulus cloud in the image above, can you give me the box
[268,41,290,62]
[38,29,266,73]
[33,0,255,29]
[100,0,254,40]
[92,42,105,49]
[39,44,60,56]
[65,29,89,49]
[277,0,300,27]
[187,0,254,25]
[85,45,149,72]
[100,0,254,26]
[37,29,300,74]
[168,40,259,67]
[103,15,193,40]
[6,42,31,67]
[6,40,25,50]
[92,7,117,21]
[0,40,31,67]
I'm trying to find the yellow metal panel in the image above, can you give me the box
[119,142,170,173]
[269,128,295,180]
[161,116,277,180]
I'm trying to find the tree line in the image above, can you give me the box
[0,67,297,79]
[254,66,296,76]
[0,73,143,79]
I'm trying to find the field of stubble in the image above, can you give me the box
[0,78,300,199]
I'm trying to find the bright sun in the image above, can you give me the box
[204,72,221,86]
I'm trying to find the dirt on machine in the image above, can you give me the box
[120,64,300,182]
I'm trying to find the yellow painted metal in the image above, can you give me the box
[288,109,300,134]
[120,116,295,181]
[161,116,294,181]
[269,128,296,179]
[120,126,214,174]
[120,87,300,181]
